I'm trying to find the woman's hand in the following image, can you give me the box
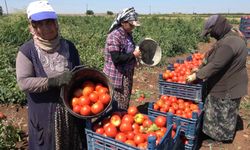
[133,46,141,58]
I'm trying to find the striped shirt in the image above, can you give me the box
[103,27,136,89]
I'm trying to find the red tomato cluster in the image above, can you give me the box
[153,95,199,119]
[92,106,174,149]
[162,52,204,83]
[71,81,111,116]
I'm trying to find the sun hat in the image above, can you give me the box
[27,1,57,21]
[201,15,219,37]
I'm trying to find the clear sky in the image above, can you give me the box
[0,0,250,14]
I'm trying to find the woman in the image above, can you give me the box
[103,7,141,110]
[187,15,248,146]
[16,1,84,149]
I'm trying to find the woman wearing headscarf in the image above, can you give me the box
[186,15,248,146]
[103,7,141,110]
[16,1,84,149]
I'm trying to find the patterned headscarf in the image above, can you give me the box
[108,7,139,33]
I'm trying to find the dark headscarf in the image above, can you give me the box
[201,15,232,40]
[108,7,140,33]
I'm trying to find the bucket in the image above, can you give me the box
[61,66,113,119]
[138,38,162,66]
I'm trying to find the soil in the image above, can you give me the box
[1,40,250,150]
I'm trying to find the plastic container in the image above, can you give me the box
[148,102,204,138]
[60,67,114,119]
[85,111,182,150]
[159,74,204,102]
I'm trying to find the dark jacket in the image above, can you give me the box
[197,30,248,99]
[197,15,248,99]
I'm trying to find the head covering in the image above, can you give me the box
[201,15,232,40]
[201,15,219,37]
[108,7,140,33]
[27,1,57,21]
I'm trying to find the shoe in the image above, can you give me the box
[202,139,222,147]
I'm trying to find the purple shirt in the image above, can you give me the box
[103,27,136,88]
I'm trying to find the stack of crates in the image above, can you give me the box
[240,16,250,39]
[85,110,183,150]
[148,58,205,150]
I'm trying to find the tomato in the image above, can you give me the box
[122,114,134,124]
[132,123,140,130]
[82,86,94,97]
[154,116,166,127]
[171,103,179,110]
[72,105,81,114]
[133,134,145,145]
[89,92,99,103]
[79,96,90,106]
[142,119,153,128]
[115,132,127,142]
[169,96,177,103]
[153,103,159,110]
[178,103,185,110]
[119,122,133,132]
[91,102,104,114]
[99,93,111,105]
[73,88,82,97]
[95,83,103,91]
[71,97,79,107]
[126,131,135,140]
[137,143,147,149]
[110,115,121,127]
[160,95,168,101]
[172,130,176,138]
[97,87,109,95]
[127,106,138,116]
[168,107,175,114]
[104,124,117,138]
[95,127,104,135]
[80,105,91,116]
[155,130,165,138]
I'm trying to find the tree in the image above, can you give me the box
[0,6,3,16]
[107,11,113,15]
[86,10,94,15]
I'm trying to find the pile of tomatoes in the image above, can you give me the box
[153,95,199,119]
[70,81,111,116]
[92,106,175,149]
[162,52,204,83]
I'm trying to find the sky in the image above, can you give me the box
[0,0,250,15]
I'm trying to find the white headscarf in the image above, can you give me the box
[108,7,139,33]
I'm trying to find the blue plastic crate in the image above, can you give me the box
[240,17,250,24]
[159,74,204,102]
[85,111,180,150]
[148,102,203,139]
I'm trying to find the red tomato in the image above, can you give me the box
[172,103,179,110]
[119,122,133,132]
[95,127,104,135]
[72,105,81,113]
[71,97,79,107]
[79,96,90,106]
[91,102,104,114]
[97,87,109,95]
[127,106,138,116]
[95,83,103,91]
[104,124,117,138]
[126,131,135,140]
[132,123,140,130]
[122,114,134,124]
[153,103,159,110]
[154,116,166,127]
[82,86,94,97]
[115,132,127,142]
[168,107,176,114]
[99,93,111,105]
[80,105,91,116]
[133,134,145,145]
[142,119,153,128]
[89,92,99,103]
